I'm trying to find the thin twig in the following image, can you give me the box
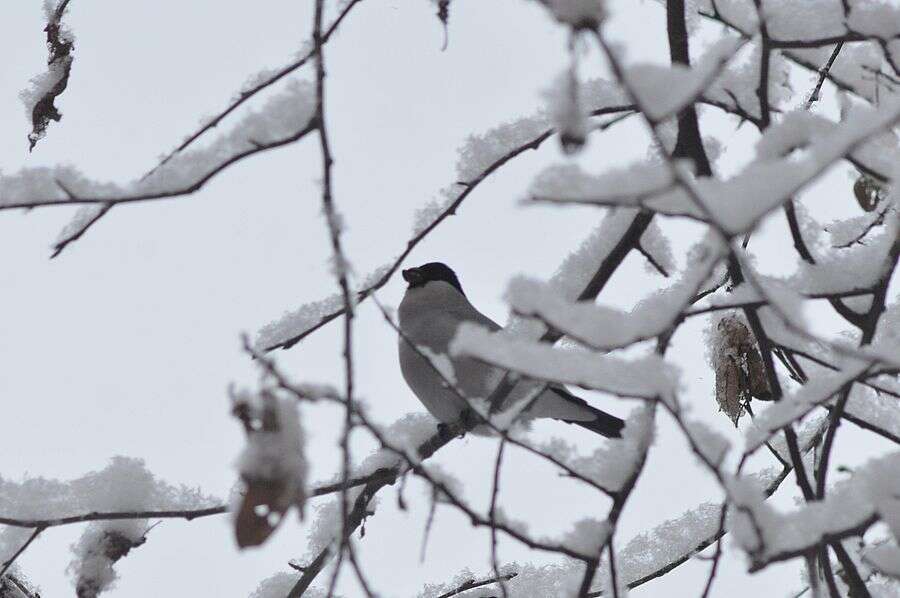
[0,527,44,578]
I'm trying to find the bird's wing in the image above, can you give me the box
[459,305,624,437]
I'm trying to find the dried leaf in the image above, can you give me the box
[746,345,772,400]
[715,356,743,426]
[25,0,75,151]
[234,479,289,548]
[232,390,307,548]
[712,315,772,426]
[854,174,885,212]
[435,0,450,50]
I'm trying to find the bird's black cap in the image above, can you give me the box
[402,262,465,296]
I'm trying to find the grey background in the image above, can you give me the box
[1,1,890,596]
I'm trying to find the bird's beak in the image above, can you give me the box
[402,268,423,285]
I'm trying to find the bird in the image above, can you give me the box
[397,262,624,438]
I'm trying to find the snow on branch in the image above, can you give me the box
[39,0,365,258]
[255,265,390,351]
[624,37,744,122]
[845,383,900,446]
[420,569,519,597]
[247,572,330,598]
[743,361,870,452]
[612,502,723,587]
[527,160,680,212]
[699,0,900,105]
[789,43,897,105]
[672,97,900,235]
[275,197,666,595]
[0,457,220,590]
[21,0,75,151]
[69,521,146,598]
[450,322,678,400]
[143,0,363,180]
[703,41,791,123]
[539,407,656,493]
[729,450,900,569]
[699,0,900,49]
[863,543,900,580]
[257,96,637,352]
[2,80,318,256]
[506,233,725,350]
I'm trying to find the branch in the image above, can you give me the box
[804,43,844,108]
[1,119,318,211]
[0,528,42,578]
[143,0,362,179]
[261,105,637,352]
[433,573,518,598]
[282,207,664,593]
[586,464,795,595]
[0,506,226,528]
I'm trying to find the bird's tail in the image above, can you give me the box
[550,387,625,439]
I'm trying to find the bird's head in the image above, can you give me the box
[402,262,465,296]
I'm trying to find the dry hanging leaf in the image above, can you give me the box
[232,390,307,548]
[712,315,772,426]
[434,0,451,50]
[714,354,743,426]
[854,174,885,212]
[25,0,76,151]
[745,342,771,400]
[234,478,290,548]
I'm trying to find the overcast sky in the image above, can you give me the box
[1,1,893,596]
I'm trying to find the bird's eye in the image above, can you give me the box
[402,268,424,285]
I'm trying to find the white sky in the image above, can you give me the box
[1,1,894,596]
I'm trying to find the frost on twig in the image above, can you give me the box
[21,0,75,151]
[232,389,308,548]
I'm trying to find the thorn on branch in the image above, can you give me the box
[636,242,670,277]
[287,560,306,572]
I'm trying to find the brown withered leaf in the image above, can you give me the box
[715,355,743,426]
[854,174,885,212]
[713,315,772,426]
[435,0,451,50]
[234,478,289,548]
[232,390,306,548]
[746,342,772,400]
[26,0,76,151]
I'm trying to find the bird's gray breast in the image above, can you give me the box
[397,286,501,422]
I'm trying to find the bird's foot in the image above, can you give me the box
[458,408,479,433]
